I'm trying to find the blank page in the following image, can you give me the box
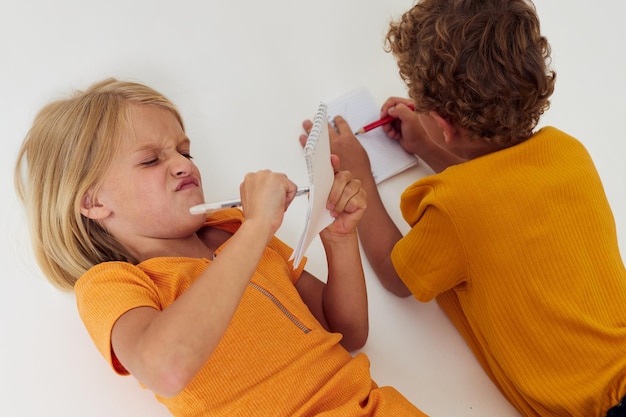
[327,89,418,184]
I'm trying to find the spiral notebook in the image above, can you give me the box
[290,103,335,266]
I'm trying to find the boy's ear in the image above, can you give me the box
[429,111,456,144]
[80,192,111,220]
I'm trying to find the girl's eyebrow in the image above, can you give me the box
[132,137,191,154]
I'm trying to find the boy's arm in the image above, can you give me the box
[300,116,411,298]
[354,173,412,298]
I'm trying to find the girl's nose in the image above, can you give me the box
[172,154,194,177]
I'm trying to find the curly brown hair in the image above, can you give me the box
[385,0,556,144]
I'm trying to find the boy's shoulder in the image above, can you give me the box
[473,126,586,163]
[411,126,591,190]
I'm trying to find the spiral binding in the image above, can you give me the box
[303,102,328,184]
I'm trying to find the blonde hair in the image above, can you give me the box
[14,78,184,291]
[386,0,556,144]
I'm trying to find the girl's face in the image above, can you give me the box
[86,103,206,257]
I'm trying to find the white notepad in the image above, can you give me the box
[289,92,418,265]
[327,89,418,184]
[290,103,335,267]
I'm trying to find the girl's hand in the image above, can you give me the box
[239,170,298,236]
[322,155,367,238]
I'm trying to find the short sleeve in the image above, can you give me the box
[75,262,162,375]
[267,235,307,284]
[391,204,468,302]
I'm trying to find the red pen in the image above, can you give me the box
[354,103,415,135]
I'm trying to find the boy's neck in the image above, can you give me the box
[448,130,518,162]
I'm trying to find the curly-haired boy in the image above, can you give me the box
[301,1,626,416]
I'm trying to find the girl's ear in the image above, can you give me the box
[80,192,111,220]
[429,111,456,144]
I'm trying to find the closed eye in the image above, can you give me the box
[141,158,159,166]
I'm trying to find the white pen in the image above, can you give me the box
[189,186,310,215]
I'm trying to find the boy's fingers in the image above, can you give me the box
[302,119,313,132]
[332,115,353,136]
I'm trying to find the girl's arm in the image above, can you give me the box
[295,158,369,351]
[110,172,297,398]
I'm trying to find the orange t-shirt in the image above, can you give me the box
[392,127,626,417]
[76,208,426,417]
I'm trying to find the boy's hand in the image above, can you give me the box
[300,116,371,176]
[380,97,430,155]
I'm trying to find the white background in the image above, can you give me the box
[1,1,624,416]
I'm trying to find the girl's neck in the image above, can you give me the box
[130,227,231,262]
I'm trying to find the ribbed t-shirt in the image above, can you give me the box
[392,127,626,417]
[76,208,426,417]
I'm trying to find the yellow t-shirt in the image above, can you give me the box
[76,208,426,417]
[391,127,626,417]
